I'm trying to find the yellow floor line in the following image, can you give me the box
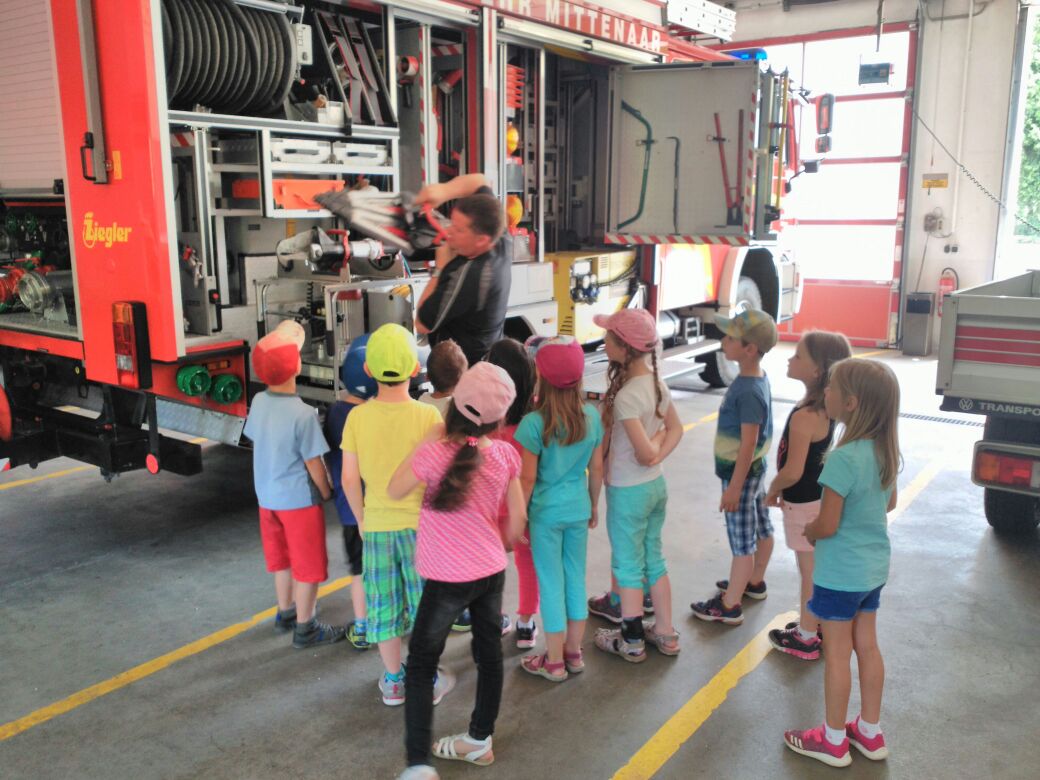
[889,458,944,525]
[0,466,91,491]
[852,349,888,359]
[0,576,352,742]
[612,610,797,780]
[683,411,718,432]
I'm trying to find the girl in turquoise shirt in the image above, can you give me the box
[785,359,901,768]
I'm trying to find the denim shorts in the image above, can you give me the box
[808,584,883,622]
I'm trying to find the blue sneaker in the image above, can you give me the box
[452,609,472,632]
[346,620,370,650]
[690,594,744,625]
[587,592,622,624]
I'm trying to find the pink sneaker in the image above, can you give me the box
[784,724,852,767]
[846,717,889,760]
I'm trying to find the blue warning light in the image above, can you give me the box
[728,48,767,61]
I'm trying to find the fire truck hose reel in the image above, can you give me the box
[161,0,294,116]
[176,365,212,397]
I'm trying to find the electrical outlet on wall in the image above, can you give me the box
[924,212,942,233]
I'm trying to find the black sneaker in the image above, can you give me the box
[785,620,823,641]
[642,593,655,615]
[274,608,297,633]
[715,578,768,600]
[515,620,538,650]
[292,618,347,649]
[690,594,744,625]
[769,625,821,660]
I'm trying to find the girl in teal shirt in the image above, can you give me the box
[516,337,603,682]
[785,359,901,768]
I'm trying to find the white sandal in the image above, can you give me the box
[645,623,681,656]
[432,733,494,766]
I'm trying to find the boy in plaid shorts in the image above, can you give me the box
[340,324,450,706]
[691,309,777,626]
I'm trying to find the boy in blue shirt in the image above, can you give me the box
[244,320,346,648]
[324,334,377,649]
[691,309,777,626]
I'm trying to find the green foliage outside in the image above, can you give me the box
[1015,17,1040,238]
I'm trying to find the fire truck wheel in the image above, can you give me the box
[700,276,763,388]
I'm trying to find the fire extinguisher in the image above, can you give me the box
[938,267,959,317]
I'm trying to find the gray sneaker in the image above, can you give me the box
[379,666,455,707]
[292,618,346,649]
[593,627,647,663]
[379,671,406,706]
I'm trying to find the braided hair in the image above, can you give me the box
[600,331,664,460]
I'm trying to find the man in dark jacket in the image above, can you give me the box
[414,174,512,366]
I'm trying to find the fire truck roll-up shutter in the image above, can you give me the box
[497,17,661,65]
[0,0,65,192]
[374,0,479,26]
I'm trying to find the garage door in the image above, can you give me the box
[723,24,917,347]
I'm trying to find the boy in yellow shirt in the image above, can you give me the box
[341,324,449,706]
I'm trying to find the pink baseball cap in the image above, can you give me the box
[526,335,585,389]
[452,362,516,425]
[593,309,659,352]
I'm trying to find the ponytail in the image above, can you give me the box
[429,403,499,511]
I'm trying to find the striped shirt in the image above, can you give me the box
[411,439,521,582]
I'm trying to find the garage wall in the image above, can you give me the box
[731,0,1020,345]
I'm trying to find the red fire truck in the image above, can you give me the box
[0,0,812,477]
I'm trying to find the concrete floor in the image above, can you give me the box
[2,345,1038,779]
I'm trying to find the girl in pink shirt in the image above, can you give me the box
[487,338,539,648]
[388,362,526,777]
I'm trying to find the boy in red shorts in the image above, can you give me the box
[244,321,346,648]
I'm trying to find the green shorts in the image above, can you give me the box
[363,529,424,644]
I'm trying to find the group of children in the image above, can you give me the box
[245,304,902,775]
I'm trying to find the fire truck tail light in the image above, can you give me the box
[112,302,152,389]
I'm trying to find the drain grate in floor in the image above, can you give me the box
[899,412,984,427]
[772,397,984,427]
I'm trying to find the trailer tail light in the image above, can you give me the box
[112,302,152,389]
[973,445,1040,495]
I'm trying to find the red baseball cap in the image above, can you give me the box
[452,362,516,425]
[253,331,302,386]
[593,309,659,352]
[527,335,585,389]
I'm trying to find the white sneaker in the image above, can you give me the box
[398,765,440,779]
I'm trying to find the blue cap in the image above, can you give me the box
[340,333,378,399]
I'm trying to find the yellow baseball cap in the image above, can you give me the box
[365,323,419,382]
[714,308,778,354]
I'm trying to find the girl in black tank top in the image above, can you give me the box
[763,332,852,661]
[776,410,835,503]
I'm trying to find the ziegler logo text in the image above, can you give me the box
[82,212,132,249]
